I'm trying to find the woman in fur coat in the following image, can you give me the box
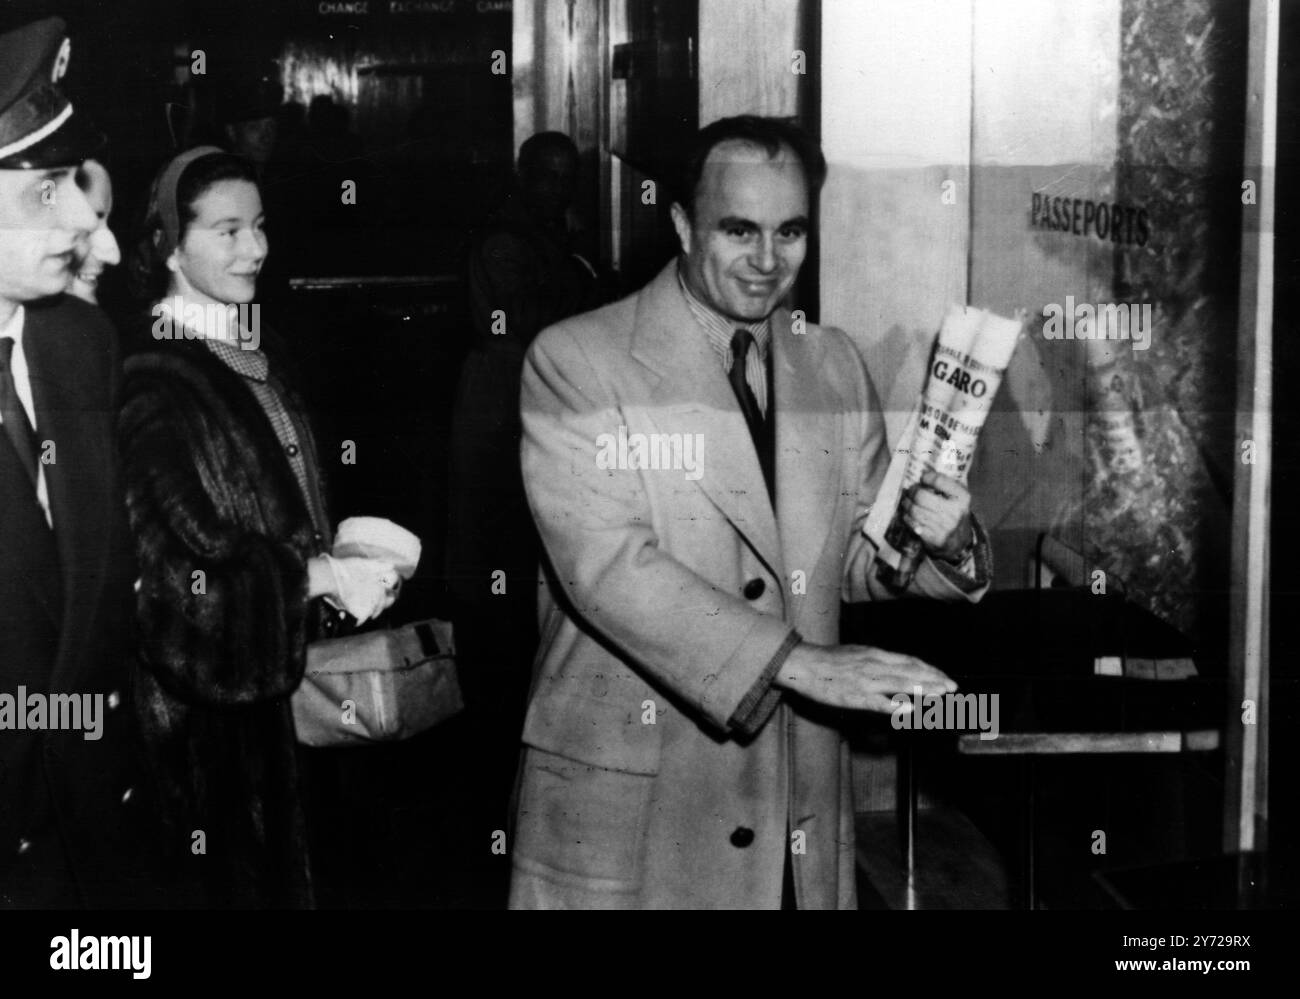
[117,148,400,907]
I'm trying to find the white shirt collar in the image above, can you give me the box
[156,295,242,342]
[0,303,26,346]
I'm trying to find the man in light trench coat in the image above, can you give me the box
[510,115,991,909]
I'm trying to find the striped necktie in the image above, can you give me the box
[729,329,775,503]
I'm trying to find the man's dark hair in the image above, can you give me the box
[675,115,827,218]
[518,131,579,174]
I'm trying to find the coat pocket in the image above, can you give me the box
[523,689,663,776]
[513,746,655,892]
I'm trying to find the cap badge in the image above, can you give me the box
[51,38,71,83]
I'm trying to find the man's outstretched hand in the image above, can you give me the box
[775,641,956,713]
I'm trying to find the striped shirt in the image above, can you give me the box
[676,266,772,418]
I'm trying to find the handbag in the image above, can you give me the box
[292,618,462,747]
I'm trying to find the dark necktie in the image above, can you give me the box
[0,336,40,490]
[729,329,775,503]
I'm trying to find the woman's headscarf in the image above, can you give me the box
[154,144,224,257]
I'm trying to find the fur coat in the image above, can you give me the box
[117,322,328,908]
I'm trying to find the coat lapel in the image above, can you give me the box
[25,305,113,690]
[630,264,783,578]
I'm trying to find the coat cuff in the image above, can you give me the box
[728,630,801,737]
[925,515,993,594]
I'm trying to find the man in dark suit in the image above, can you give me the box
[0,16,158,907]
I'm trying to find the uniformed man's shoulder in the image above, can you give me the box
[26,292,114,334]
[25,294,119,369]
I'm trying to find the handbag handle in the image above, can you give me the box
[414,621,440,658]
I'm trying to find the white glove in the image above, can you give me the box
[333,517,422,580]
[321,554,400,624]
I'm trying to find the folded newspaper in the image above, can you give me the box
[865,304,1024,586]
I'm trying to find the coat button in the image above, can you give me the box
[120,787,134,805]
[730,826,755,848]
[742,578,765,600]
[107,690,121,711]
[286,443,300,457]
[17,838,31,855]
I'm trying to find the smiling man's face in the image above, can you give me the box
[0,166,97,308]
[671,140,810,323]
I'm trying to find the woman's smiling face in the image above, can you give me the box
[169,179,266,306]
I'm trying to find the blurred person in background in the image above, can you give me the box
[217,69,282,178]
[443,130,605,902]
